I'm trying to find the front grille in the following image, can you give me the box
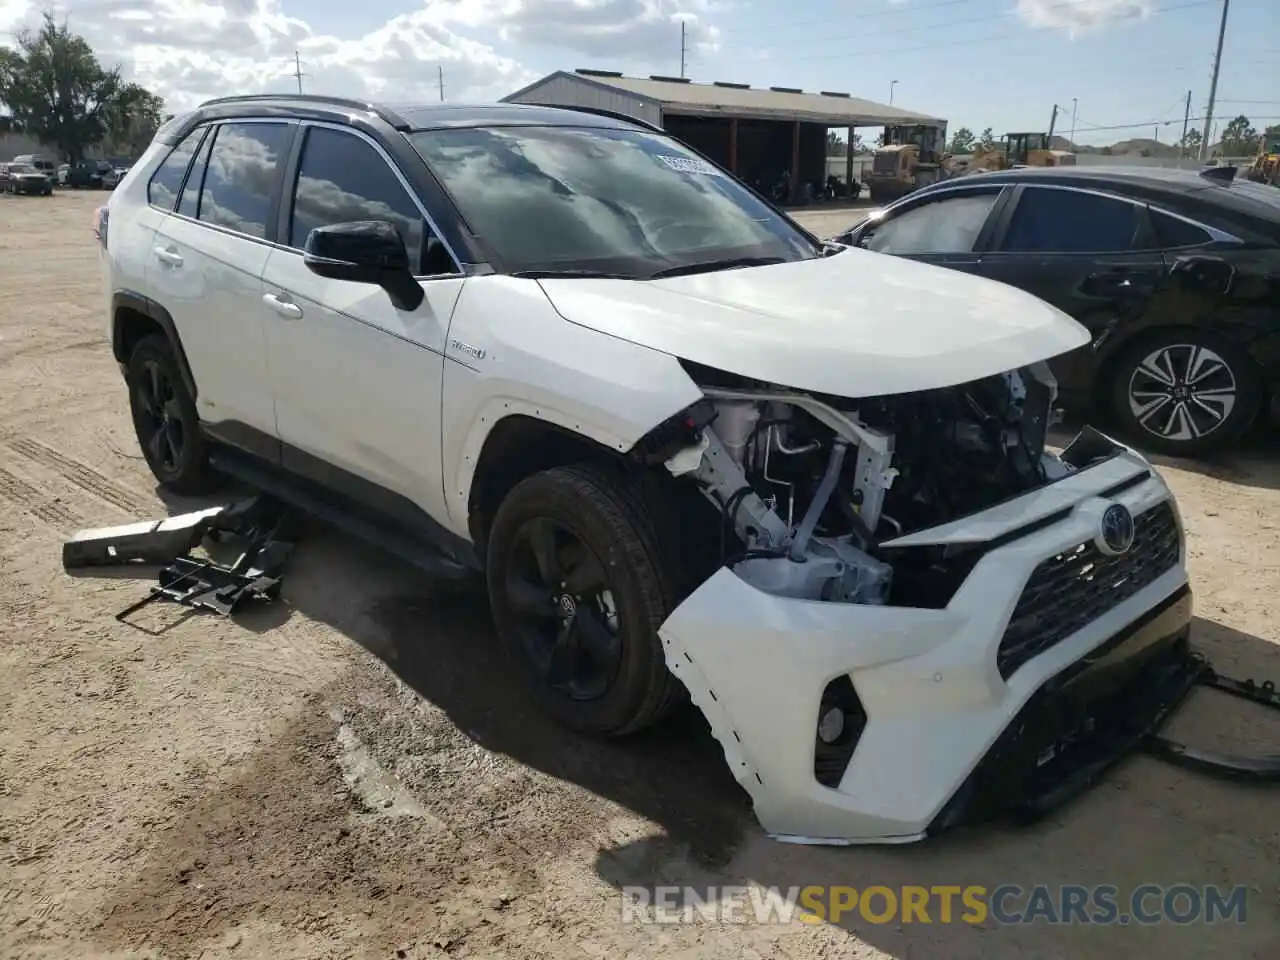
[997,502,1180,679]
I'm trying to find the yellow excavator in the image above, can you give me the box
[1245,132,1280,186]
[972,132,1077,172]
[866,124,951,204]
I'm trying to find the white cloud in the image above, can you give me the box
[0,0,723,115]
[1014,0,1154,35]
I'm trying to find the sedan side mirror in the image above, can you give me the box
[303,220,425,312]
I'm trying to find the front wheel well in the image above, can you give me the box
[466,416,627,553]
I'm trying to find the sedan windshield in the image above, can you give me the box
[410,124,820,277]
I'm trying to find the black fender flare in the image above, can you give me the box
[111,290,199,402]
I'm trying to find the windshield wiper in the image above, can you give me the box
[646,256,789,279]
[511,269,637,279]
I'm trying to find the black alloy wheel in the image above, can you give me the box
[133,355,187,477]
[126,334,215,493]
[504,517,622,702]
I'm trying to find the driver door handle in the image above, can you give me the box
[263,293,303,320]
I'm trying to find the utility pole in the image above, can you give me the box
[1201,0,1230,161]
[1048,103,1058,139]
[1179,88,1192,157]
[438,66,445,102]
[1070,97,1078,145]
[889,79,898,105]
[680,22,687,79]
[293,51,307,95]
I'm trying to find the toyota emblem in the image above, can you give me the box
[1096,503,1136,556]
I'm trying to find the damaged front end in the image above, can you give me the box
[643,360,1206,844]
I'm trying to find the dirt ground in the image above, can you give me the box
[1,191,1278,960]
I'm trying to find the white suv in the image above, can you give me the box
[99,95,1196,845]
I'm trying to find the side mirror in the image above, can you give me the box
[303,220,425,312]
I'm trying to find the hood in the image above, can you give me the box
[537,250,1091,397]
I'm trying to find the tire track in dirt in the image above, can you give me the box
[0,466,81,528]
[4,436,152,514]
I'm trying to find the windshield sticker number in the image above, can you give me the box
[658,155,725,177]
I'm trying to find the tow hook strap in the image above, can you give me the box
[1143,654,1280,782]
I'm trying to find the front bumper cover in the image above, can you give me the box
[657,437,1194,844]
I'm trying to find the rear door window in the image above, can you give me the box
[1148,209,1214,248]
[1001,187,1139,253]
[196,121,290,240]
[147,128,205,211]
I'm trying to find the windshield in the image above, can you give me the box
[11,164,37,174]
[409,124,819,276]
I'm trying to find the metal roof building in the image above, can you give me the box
[501,70,946,205]
[502,69,946,128]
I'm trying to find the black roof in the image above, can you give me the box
[960,164,1243,193]
[923,163,1280,235]
[157,94,660,145]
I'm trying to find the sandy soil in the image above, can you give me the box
[1,191,1277,960]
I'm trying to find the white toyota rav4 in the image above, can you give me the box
[98,95,1196,845]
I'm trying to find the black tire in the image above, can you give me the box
[1106,328,1262,458]
[126,334,216,494]
[486,463,685,737]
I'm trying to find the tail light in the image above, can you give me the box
[93,205,109,248]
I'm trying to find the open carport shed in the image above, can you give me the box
[502,69,947,203]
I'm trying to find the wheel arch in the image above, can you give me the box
[111,291,198,401]
[465,413,629,554]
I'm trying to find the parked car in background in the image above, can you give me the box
[102,165,131,189]
[12,154,56,177]
[832,165,1280,457]
[56,163,70,185]
[66,160,113,189]
[2,162,55,195]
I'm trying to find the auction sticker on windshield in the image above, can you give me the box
[657,155,725,177]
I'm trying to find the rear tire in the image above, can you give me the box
[126,334,217,494]
[1107,328,1262,458]
[485,463,685,737]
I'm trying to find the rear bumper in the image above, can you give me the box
[658,438,1191,844]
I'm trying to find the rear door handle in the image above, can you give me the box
[263,293,303,320]
[152,246,183,267]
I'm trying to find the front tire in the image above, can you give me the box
[1107,328,1261,457]
[126,334,216,494]
[485,463,684,737]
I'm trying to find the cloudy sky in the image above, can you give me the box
[0,0,1276,144]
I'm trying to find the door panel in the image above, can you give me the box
[148,120,293,446]
[966,185,1169,396]
[261,123,464,525]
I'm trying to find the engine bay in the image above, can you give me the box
[664,361,1077,605]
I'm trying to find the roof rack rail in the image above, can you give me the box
[541,104,666,134]
[196,93,411,130]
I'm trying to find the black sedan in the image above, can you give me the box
[832,165,1280,457]
[2,163,54,196]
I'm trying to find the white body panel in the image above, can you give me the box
[148,214,276,435]
[439,276,703,536]
[259,247,461,523]
[659,452,1187,843]
[538,250,1092,396]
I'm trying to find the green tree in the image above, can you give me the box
[1220,115,1258,156]
[948,126,976,153]
[103,84,165,158]
[1179,127,1202,157]
[978,127,996,150]
[0,12,149,162]
[826,130,845,155]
